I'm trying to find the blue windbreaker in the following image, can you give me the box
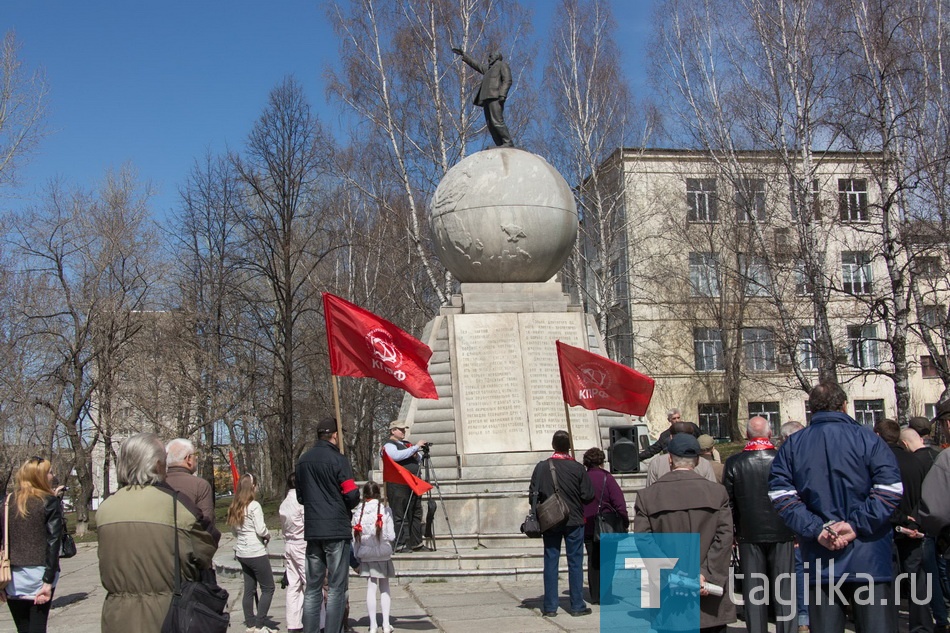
[768,410,902,582]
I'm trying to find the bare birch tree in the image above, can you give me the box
[0,31,47,190]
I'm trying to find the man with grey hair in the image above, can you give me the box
[775,421,805,449]
[639,408,701,461]
[166,437,218,544]
[96,433,218,633]
[724,417,796,633]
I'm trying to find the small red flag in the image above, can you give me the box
[381,450,433,496]
[228,450,240,493]
[323,293,438,400]
[556,340,655,416]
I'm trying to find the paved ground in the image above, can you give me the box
[0,539,892,632]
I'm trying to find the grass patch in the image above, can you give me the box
[715,441,745,461]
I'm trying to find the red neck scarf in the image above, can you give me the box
[744,438,775,451]
[551,452,573,460]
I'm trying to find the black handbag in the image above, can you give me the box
[593,471,625,543]
[161,492,230,633]
[520,491,542,538]
[536,460,571,532]
[60,530,77,558]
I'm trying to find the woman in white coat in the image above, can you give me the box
[352,481,396,633]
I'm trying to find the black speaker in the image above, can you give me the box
[609,425,640,473]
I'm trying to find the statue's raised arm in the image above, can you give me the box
[452,46,513,147]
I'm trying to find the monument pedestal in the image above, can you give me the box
[398,281,628,482]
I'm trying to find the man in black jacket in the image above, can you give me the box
[875,418,934,633]
[529,430,595,618]
[723,416,796,633]
[296,420,360,633]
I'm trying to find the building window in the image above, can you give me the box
[736,178,766,223]
[748,401,781,436]
[743,327,776,371]
[694,327,724,371]
[798,326,819,371]
[914,256,942,281]
[853,399,885,426]
[794,260,812,296]
[689,252,721,297]
[838,178,868,222]
[847,324,879,368]
[790,177,820,221]
[698,403,731,440]
[842,251,873,295]
[740,254,770,297]
[921,355,945,378]
[687,178,718,222]
[921,305,945,328]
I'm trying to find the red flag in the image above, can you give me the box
[381,450,433,496]
[556,340,655,416]
[323,293,438,400]
[228,450,240,493]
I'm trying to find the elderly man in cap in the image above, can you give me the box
[635,433,736,632]
[382,422,429,552]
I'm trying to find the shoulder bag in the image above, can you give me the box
[536,460,571,532]
[0,494,11,591]
[593,471,626,543]
[161,491,230,633]
[60,502,76,558]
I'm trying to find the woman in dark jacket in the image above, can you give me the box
[0,456,64,633]
[582,447,629,604]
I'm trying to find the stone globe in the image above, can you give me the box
[429,148,578,283]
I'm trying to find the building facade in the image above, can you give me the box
[578,148,948,440]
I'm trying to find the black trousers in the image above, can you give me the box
[483,99,513,147]
[896,538,935,633]
[738,540,796,633]
[585,538,601,603]
[8,592,54,633]
[387,482,422,550]
[809,581,897,633]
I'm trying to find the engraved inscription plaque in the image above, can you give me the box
[519,314,600,449]
[455,314,531,453]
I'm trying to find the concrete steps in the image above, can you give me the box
[214,471,649,582]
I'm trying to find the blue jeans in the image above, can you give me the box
[302,539,351,633]
[542,523,585,613]
[794,543,809,626]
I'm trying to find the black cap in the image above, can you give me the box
[909,416,932,436]
[668,434,701,458]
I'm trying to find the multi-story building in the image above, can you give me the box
[576,148,949,440]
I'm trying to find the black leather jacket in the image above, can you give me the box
[723,449,794,543]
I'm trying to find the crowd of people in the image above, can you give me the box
[7,380,950,633]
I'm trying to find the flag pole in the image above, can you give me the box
[563,401,576,459]
[332,374,345,455]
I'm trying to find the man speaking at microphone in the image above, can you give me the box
[382,422,429,552]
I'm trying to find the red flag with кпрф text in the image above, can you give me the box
[556,340,655,416]
[323,293,438,399]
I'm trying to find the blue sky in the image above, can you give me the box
[3,1,654,219]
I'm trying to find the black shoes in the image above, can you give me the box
[541,611,557,617]
[570,608,592,617]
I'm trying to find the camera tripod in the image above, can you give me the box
[394,448,460,558]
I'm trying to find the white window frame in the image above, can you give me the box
[842,251,873,295]
[797,326,819,371]
[743,327,776,371]
[694,327,724,371]
[689,252,721,297]
[839,178,869,222]
[847,324,879,369]
[687,178,718,223]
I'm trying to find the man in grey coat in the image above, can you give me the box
[451,46,513,147]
